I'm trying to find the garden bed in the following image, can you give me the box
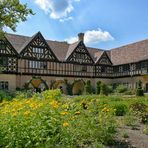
[0,90,147,147]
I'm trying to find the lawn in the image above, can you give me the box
[0,90,148,147]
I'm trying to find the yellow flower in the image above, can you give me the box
[63,122,69,127]
[102,107,110,112]
[50,100,59,108]
[24,110,31,116]
[75,111,81,115]
[60,111,68,115]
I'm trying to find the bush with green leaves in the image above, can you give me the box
[85,80,92,94]
[0,90,117,147]
[96,81,101,94]
[136,80,144,96]
[115,85,128,93]
[100,83,108,96]
[113,104,128,116]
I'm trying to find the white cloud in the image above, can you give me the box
[34,0,77,19]
[66,28,114,45]
[59,16,73,22]
[65,36,78,43]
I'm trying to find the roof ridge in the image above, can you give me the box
[111,38,148,50]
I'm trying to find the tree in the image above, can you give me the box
[0,0,34,37]
[96,81,101,94]
[100,83,108,96]
[136,80,144,96]
[85,80,92,94]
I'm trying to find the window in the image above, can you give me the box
[119,66,123,72]
[32,47,44,54]
[0,57,8,66]
[141,61,147,69]
[29,60,47,69]
[0,81,8,90]
[74,65,87,72]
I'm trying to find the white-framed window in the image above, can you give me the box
[32,47,44,54]
[0,81,8,90]
[29,60,47,69]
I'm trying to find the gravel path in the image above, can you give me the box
[107,124,148,148]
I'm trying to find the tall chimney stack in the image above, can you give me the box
[78,33,84,42]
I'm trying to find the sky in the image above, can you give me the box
[5,0,148,50]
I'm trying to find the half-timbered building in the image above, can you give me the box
[0,32,148,92]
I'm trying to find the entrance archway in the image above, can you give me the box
[28,77,48,92]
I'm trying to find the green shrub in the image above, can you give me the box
[113,104,128,116]
[136,80,144,96]
[100,83,108,96]
[123,89,136,95]
[136,89,144,96]
[141,112,148,124]
[115,85,128,93]
[107,85,114,94]
[96,81,101,94]
[85,80,92,94]
[0,90,15,101]
[64,79,73,95]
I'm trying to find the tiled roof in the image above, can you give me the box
[46,40,69,61]
[65,41,80,60]
[111,39,148,65]
[6,33,30,52]
[87,47,104,62]
[4,33,148,65]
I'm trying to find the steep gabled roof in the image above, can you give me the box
[46,40,69,61]
[4,32,148,66]
[6,33,30,53]
[65,41,80,60]
[87,47,104,62]
[111,39,148,65]
[95,51,112,65]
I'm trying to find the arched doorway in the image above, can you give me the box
[28,77,48,92]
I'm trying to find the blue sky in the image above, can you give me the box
[5,0,148,50]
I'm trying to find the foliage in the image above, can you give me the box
[115,85,128,93]
[0,0,34,36]
[100,83,108,96]
[107,85,114,94]
[64,79,73,95]
[143,125,148,135]
[85,80,92,94]
[136,80,144,96]
[0,90,15,102]
[113,104,128,116]
[52,80,67,94]
[123,89,136,95]
[136,89,144,96]
[130,102,147,113]
[0,90,117,147]
[141,112,148,124]
[96,81,101,94]
[124,109,139,128]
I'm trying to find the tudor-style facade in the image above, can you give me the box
[0,32,148,91]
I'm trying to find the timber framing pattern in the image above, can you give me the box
[0,32,148,80]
